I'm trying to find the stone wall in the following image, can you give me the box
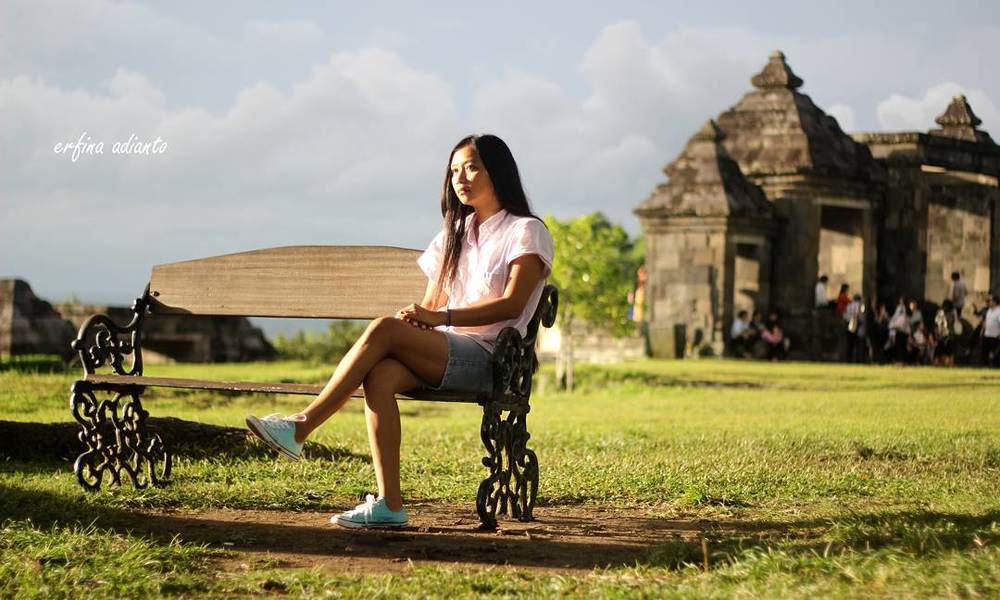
[0,279,76,359]
[639,217,774,359]
[874,165,928,303]
[55,302,277,363]
[925,183,995,304]
[646,223,729,358]
[994,185,1000,297]
[858,131,1000,307]
[731,235,770,317]
[752,178,879,338]
[0,278,276,363]
[537,321,647,364]
[818,204,865,294]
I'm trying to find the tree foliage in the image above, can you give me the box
[273,320,367,364]
[544,212,640,338]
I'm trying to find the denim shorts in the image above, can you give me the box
[425,332,494,394]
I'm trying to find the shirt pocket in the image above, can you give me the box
[480,264,507,296]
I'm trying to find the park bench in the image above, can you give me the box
[69,245,558,529]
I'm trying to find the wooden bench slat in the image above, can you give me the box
[84,374,483,404]
[149,246,428,318]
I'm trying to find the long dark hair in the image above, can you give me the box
[434,134,542,300]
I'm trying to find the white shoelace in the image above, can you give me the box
[262,413,305,430]
[345,494,379,524]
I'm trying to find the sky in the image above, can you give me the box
[1,0,998,334]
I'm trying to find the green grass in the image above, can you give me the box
[0,521,220,598]
[2,358,999,597]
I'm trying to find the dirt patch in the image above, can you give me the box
[123,504,723,574]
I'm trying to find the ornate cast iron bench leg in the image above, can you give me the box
[476,403,539,529]
[70,381,172,491]
[474,286,556,530]
[69,285,170,491]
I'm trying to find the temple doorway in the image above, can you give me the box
[817,205,864,295]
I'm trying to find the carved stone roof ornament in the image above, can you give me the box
[750,50,803,90]
[634,119,773,219]
[930,95,995,144]
[714,51,878,179]
[935,94,981,127]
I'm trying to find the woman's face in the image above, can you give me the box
[450,144,496,207]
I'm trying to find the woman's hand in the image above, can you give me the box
[395,303,446,330]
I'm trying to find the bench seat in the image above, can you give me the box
[84,373,525,409]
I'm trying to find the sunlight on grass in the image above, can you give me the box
[1,358,998,597]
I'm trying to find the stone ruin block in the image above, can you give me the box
[0,279,76,359]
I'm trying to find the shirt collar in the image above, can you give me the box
[466,208,508,246]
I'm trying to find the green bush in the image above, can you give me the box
[272,320,367,364]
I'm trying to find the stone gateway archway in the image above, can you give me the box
[635,52,999,360]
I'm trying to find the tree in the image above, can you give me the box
[274,320,367,364]
[544,213,641,390]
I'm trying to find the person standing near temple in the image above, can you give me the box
[871,301,890,363]
[843,293,862,362]
[835,284,850,318]
[934,299,958,367]
[908,298,924,332]
[630,265,651,357]
[888,297,912,365]
[730,310,754,358]
[631,265,647,323]
[981,293,1000,368]
[815,275,829,308]
[950,272,968,318]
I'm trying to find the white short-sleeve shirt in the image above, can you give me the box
[417,208,554,353]
[814,282,827,307]
[985,306,1000,338]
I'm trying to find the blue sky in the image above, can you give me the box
[1,0,998,335]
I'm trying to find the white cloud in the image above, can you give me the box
[0,0,338,115]
[578,22,772,146]
[3,8,999,307]
[0,0,232,75]
[12,19,773,301]
[0,49,462,302]
[467,22,782,227]
[876,82,1000,133]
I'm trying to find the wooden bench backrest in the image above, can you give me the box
[148,246,427,319]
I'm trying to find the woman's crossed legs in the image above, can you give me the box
[252,316,449,513]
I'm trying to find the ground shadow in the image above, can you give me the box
[2,483,996,573]
[0,418,362,462]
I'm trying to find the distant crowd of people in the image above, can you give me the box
[729,307,792,361]
[811,272,1000,367]
[726,271,1000,366]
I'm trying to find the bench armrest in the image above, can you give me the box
[71,285,151,376]
[489,285,559,403]
[491,327,531,402]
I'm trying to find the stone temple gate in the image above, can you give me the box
[636,51,1000,358]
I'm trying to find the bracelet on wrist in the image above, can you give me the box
[446,308,452,327]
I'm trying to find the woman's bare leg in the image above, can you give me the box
[362,358,422,511]
[292,317,448,442]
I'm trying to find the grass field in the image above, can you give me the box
[1,358,998,598]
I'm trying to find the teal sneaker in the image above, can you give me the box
[245,413,304,460]
[330,494,409,529]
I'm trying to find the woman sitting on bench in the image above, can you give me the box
[246,134,554,529]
